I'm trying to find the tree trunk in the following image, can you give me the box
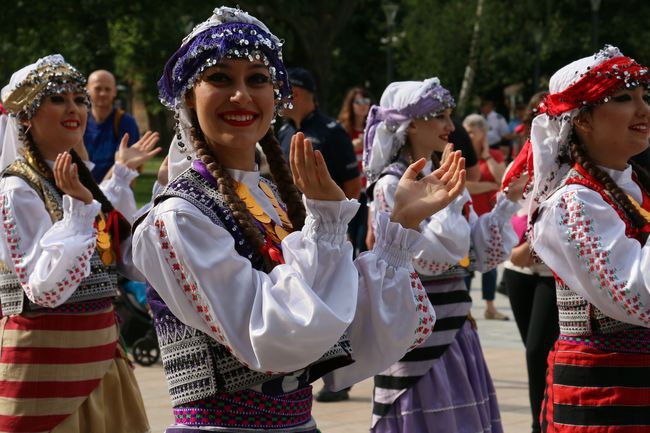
[457,0,484,116]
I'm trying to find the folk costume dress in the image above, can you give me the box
[369,159,518,433]
[0,160,148,433]
[501,45,650,433]
[0,54,149,433]
[132,160,435,433]
[532,164,650,433]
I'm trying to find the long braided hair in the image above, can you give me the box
[22,129,131,243]
[569,119,650,242]
[189,115,305,272]
[258,129,306,230]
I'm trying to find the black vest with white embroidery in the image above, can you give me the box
[0,160,117,316]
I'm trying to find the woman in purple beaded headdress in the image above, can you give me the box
[363,78,526,433]
[132,6,468,433]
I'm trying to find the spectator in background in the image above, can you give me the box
[338,86,373,257]
[463,114,509,320]
[278,67,361,200]
[508,103,527,157]
[480,98,513,160]
[449,118,480,181]
[84,69,140,181]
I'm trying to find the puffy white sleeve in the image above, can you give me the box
[134,196,363,373]
[100,163,139,223]
[0,177,100,307]
[116,236,144,282]
[469,192,520,272]
[328,211,435,389]
[133,196,434,374]
[373,175,469,275]
[532,187,650,327]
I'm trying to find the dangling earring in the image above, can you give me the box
[23,123,32,136]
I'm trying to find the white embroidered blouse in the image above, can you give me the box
[372,162,520,276]
[0,161,142,308]
[532,165,650,328]
[132,167,435,389]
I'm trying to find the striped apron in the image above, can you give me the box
[0,306,119,432]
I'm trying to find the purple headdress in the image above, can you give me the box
[363,78,455,184]
[159,7,292,179]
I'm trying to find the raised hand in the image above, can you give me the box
[53,152,93,204]
[290,132,346,201]
[391,148,466,230]
[115,131,162,170]
[504,171,528,203]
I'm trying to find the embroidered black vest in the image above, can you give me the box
[145,167,354,407]
[0,160,117,316]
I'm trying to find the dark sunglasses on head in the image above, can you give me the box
[354,97,371,105]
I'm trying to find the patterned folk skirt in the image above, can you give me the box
[541,334,650,433]
[0,306,150,433]
[371,321,503,433]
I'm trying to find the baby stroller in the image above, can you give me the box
[114,279,160,366]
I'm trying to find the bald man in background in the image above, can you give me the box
[84,69,140,181]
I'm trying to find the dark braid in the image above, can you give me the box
[189,115,274,271]
[630,159,650,197]
[258,129,305,231]
[569,138,649,233]
[22,132,54,182]
[23,131,131,242]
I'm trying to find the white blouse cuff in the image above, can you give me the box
[448,193,469,214]
[62,195,101,229]
[494,193,521,222]
[373,211,425,268]
[302,197,360,242]
[112,163,139,184]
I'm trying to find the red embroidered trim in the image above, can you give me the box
[408,272,435,349]
[565,164,640,241]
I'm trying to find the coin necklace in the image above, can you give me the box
[94,211,116,266]
[234,181,293,263]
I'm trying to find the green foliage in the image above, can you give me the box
[398,0,650,114]
[400,0,474,96]
[2,0,649,121]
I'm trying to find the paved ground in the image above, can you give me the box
[135,273,534,433]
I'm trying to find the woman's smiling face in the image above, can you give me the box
[29,91,88,160]
[188,59,275,168]
[577,86,650,169]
